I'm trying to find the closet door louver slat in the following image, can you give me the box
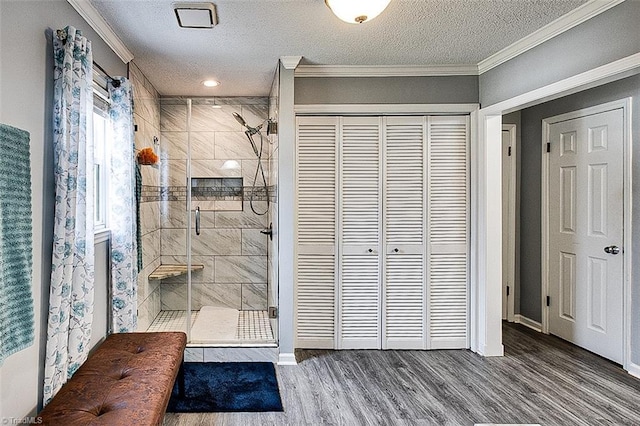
[295,117,338,349]
[428,116,469,349]
[339,117,382,349]
[383,117,427,350]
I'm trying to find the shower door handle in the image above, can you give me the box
[195,206,201,236]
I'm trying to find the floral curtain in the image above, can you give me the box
[43,26,95,404]
[109,78,138,333]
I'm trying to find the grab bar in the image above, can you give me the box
[195,206,201,236]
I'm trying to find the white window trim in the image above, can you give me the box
[95,228,111,244]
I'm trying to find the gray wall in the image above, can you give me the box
[480,1,640,107]
[295,76,479,105]
[0,0,126,417]
[91,242,110,348]
[517,76,640,363]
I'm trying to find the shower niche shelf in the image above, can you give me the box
[148,264,204,281]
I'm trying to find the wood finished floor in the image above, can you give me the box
[164,323,640,425]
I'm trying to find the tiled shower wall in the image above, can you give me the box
[129,62,162,331]
[159,97,270,311]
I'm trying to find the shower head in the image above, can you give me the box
[232,112,247,127]
[233,112,263,136]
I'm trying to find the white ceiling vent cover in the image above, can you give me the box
[173,2,217,29]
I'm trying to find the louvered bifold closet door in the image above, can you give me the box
[339,117,382,349]
[295,117,338,349]
[427,116,469,349]
[383,116,427,350]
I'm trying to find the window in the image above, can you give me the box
[92,63,111,232]
[92,100,109,229]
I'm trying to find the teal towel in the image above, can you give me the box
[0,123,34,365]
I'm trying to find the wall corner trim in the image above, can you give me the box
[295,64,479,78]
[515,314,543,333]
[277,353,298,365]
[477,0,625,74]
[66,0,135,64]
[280,56,303,70]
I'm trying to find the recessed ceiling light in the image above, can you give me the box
[202,80,220,87]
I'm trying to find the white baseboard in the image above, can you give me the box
[277,353,297,365]
[515,314,543,332]
[481,343,504,357]
[627,361,640,379]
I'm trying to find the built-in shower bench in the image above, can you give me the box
[38,332,187,426]
[148,263,204,280]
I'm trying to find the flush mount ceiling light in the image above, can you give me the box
[325,0,391,24]
[202,80,220,87]
[174,2,217,29]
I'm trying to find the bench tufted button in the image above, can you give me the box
[117,367,132,380]
[95,405,110,416]
[135,346,145,353]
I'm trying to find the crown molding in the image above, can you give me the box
[478,0,624,74]
[295,103,479,115]
[280,56,303,70]
[67,0,134,64]
[295,64,478,77]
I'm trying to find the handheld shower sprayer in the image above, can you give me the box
[231,112,272,215]
[232,112,247,127]
[233,112,263,136]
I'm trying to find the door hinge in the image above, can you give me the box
[506,286,510,296]
[546,142,551,153]
[268,306,278,319]
[508,146,512,156]
[546,296,550,307]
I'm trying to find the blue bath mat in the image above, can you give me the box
[167,362,283,412]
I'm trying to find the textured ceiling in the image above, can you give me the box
[89,0,588,97]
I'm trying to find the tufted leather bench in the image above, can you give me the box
[38,332,187,426]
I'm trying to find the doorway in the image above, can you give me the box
[542,99,631,364]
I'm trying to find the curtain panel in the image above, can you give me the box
[43,26,95,404]
[109,78,138,333]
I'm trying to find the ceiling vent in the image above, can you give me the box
[174,2,217,29]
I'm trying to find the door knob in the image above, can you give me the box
[394,248,399,253]
[368,248,373,253]
[604,245,620,255]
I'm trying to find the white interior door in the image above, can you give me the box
[294,116,338,349]
[547,108,624,364]
[339,117,382,349]
[295,115,470,351]
[383,117,427,350]
[427,116,469,349]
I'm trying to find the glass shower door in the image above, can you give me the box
[183,97,276,346]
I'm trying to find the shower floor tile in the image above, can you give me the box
[147,309,274,343]
[237,310,273,341]
[147,310,196,332]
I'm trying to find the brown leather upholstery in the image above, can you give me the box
[39,332,186,426]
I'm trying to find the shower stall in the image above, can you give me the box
[142,95,279,348]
